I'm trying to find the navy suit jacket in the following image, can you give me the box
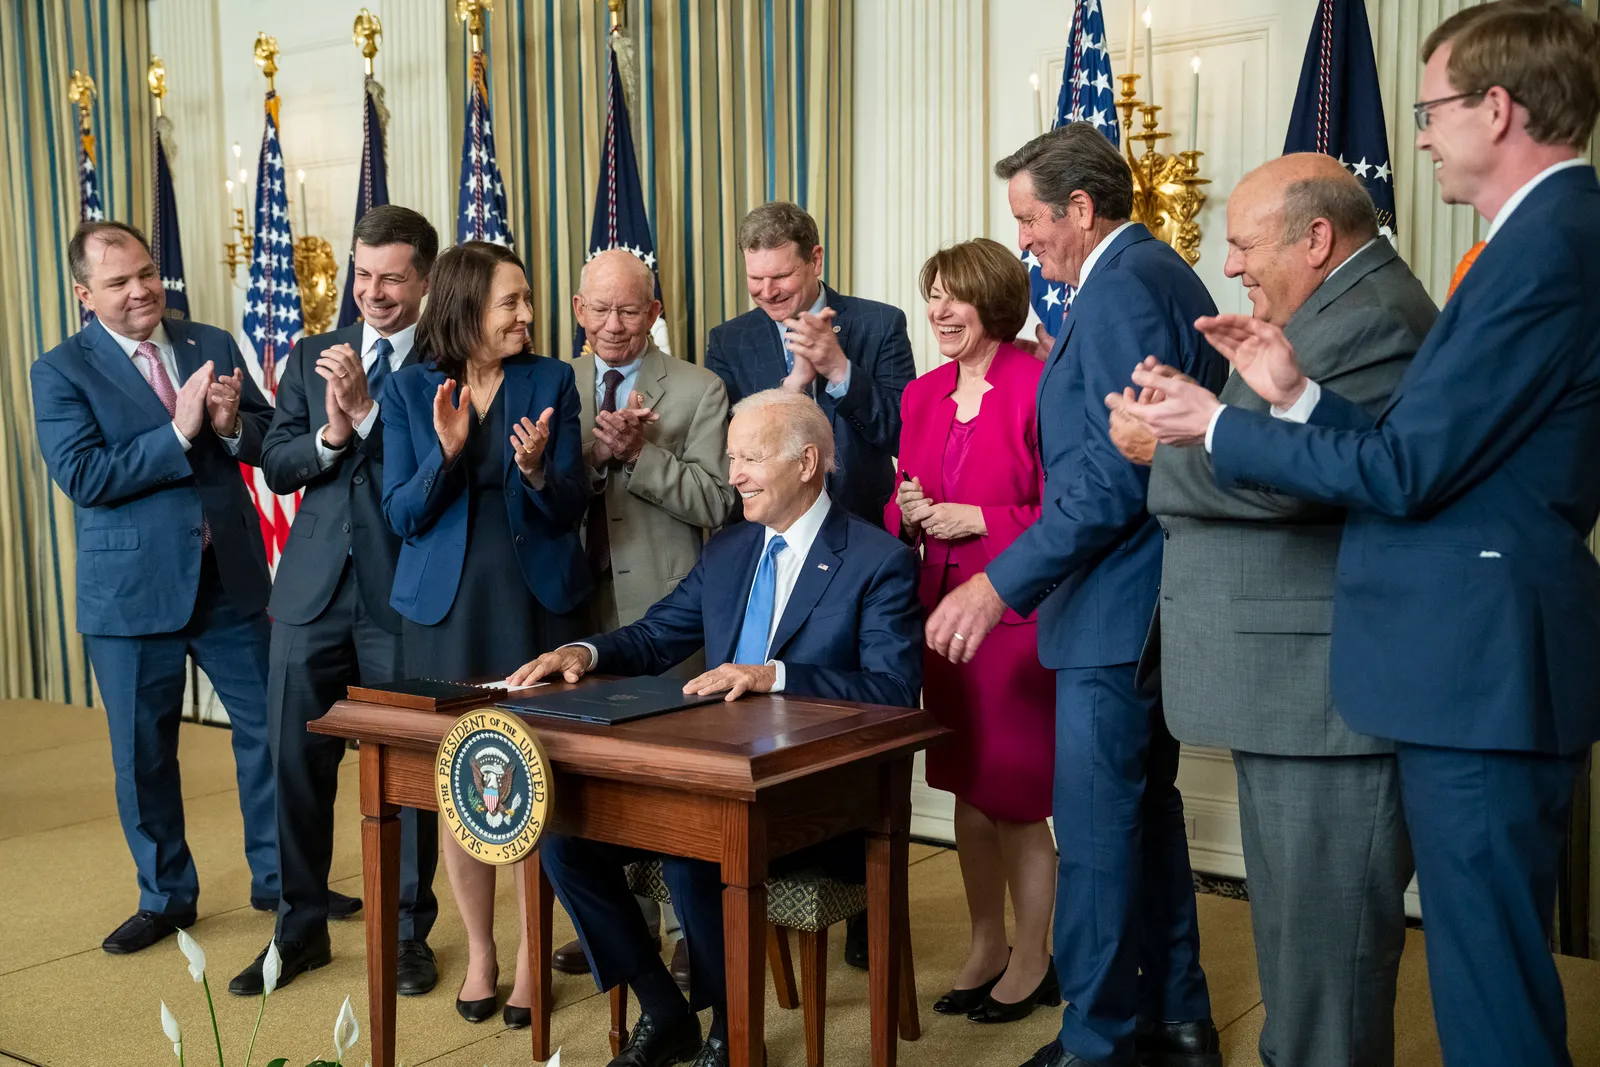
[1211,164,1600,755]
[588,500,924,708]
[262,324,417,632]
[380,353,591,626]
[987,225,1224,668]
[705,284,916,524]
[30,316,273,636]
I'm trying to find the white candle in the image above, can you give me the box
[1190,56,1201,151]
[1127,0,1137,88]
[1143,8,1154,105]
[1029,73,1043,135]
[238,168,249,216]
[296,169,308,237]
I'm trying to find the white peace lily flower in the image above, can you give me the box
[159,1000,182,1056]
[333,995,360,1063]
[262,940,283,997]
[176,928,206,982]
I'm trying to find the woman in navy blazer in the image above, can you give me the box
[381,241,590,1027]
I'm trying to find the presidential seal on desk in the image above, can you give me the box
[436,709,552,865]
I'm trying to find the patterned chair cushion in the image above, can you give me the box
[624,859,869,934]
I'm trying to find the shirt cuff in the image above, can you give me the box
[171,422,193,453]
[1271,380,1321,423]
[354,400,381,439]
[769,659,786,692]
[218,422,244,456]
[823,362,852,399]
[1203,404,1227,454]
[314,425,346,470]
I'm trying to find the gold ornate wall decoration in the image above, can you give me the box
[293,236,339,335]
[1115,74,1210,266]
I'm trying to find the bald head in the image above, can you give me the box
[1223,152,1381,325]
[574,248,662,366]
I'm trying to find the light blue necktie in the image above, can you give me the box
[733,536,787,665]
[367,337,394,398]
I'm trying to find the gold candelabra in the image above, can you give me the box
[1115,73,1209,266]
[223,207,253,279]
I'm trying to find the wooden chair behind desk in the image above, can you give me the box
[600,861,920,1067]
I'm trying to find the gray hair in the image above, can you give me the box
[1279,176,1380,245]
[730,388,837,474]
[578,248,656,303]
[993,123,1134,222]
[737,201,821,255]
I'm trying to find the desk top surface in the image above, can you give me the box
[312,684,946,801]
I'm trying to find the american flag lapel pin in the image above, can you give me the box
[187,338,196,345]
[818,563,829,571]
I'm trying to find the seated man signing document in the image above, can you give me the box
[509,386,922,1067]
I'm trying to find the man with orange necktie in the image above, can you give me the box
[31,221,278,954]
[1119,4,1600,1064]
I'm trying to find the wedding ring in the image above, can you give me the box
[952,633,966,642]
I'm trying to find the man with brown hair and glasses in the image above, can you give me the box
[1119,3,1600,1064]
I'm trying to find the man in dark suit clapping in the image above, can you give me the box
[228,206,442,997]
[705,202,915,527]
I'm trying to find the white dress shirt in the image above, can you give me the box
[102,321,241,454]
[574,489,834,693]
[594,353,644,411]
[315,321,416,469]
[1076,220,1139,293]
[1217,159,1595,447]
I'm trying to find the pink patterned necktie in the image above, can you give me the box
[136,341,210,548]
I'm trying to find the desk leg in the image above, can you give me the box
[522,851,554,1061]
[360,755,401,1067]
[723,881,766,1067]
[867,757,911,1067]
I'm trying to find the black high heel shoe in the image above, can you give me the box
[503,1002,532,1029]
[966,965,1061,1024]
[456,965,500,1023]
[933,970,1004,1015]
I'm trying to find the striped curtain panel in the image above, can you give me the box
[480,0,854,364]
[0,0,151,705]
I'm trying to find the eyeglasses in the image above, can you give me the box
[1412,89,1488,131]
[580,300,649,325]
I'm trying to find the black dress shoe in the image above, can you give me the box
[396,940,437,996]
[687,1037,767,1067]
[327,890,362,919]
[933,948,1010,1015]
[843,914,868,970]
[504,1002,532,1029]
[228,935,332,996]
[669,939,691,993]
[967,966,1061,1024]
[1136,1018,1222,1067]
[607,1011,702,1067]
[456,966,500,1023]
[102,910,196,955]
[1019,1040,1109,1067]
[553,937,592,975]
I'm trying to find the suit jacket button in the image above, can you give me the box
[506,487,516,498]
[515,535,525,546]
[190,527,202,537]
[353,474,365,485]
[342,522,352,533]
[299,466,310,478]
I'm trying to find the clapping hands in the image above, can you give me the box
[591,392,659,467]
[781,307,847,391]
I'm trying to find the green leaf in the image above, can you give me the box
[265,1060,287,1067]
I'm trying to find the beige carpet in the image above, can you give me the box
[5,699,1600,1066]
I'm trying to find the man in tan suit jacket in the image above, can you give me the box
[554,248,738,982]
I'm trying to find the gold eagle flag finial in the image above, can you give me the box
[253,32,280,90]
[457,0,491,55]
[147,56,167,118]
[67,69,96,136]
[353,9,382,76]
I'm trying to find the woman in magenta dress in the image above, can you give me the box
[886,238,1058,1024]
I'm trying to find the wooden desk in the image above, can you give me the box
[312,689,946,1067]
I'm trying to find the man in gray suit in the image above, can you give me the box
[1108,153,1437,1067]
[552,248,739,985]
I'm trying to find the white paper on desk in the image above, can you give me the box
[479,679,551,693]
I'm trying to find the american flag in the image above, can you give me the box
[1285,0,1397,241]
[76,127,105,326]
[239,91,304,570]
[152,118,189,318]
[1027,0,1121,338]
[457,50,512,247]
[575,38,667,358]
[337,76,389,328]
